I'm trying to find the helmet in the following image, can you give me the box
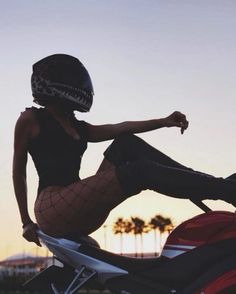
[31,54,94,112]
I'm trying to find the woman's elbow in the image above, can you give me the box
[12,168,26,181]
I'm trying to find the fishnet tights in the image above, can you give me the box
[34,167,123,237]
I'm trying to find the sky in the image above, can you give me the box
[1,0,236,259]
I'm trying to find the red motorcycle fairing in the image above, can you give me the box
[196,269,236,294]
[162,211,236,259]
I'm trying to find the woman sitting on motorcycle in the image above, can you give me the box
[13,54,236,246]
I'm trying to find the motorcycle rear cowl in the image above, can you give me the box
[162,211,236,259]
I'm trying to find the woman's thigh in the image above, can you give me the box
[34,168,124,236]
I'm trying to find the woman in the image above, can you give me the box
[13,54,236,246]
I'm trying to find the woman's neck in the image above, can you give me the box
[44,104,80,140]
[45,104,75,119]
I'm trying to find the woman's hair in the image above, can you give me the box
[31,54,94,112]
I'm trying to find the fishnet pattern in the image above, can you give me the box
[34,168,124,236]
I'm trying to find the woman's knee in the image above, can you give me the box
[115,159,155,196]
[109,133,139,149]
[103,133,143,165]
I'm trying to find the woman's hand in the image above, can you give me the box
[22,222,41,247]
[164,111,189,134]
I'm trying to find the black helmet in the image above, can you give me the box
[31,54,94,112]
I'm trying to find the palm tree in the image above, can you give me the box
[157,215,174,251]
[113,217,127,254]
[123,219,133,255]
[149,214,174,254]
[159,217,174,249]
[149,216,161,256]
[163,217,174,235]
[131,217,149,257]
[124,219,133,235]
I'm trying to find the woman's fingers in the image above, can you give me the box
[23,223,41,246]
[169,111,188,134]
[180,119,189,134]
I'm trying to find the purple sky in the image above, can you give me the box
[1,0,236,258]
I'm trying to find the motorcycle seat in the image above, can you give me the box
[38,230,168,272]
[59,232,168,272]
[78,243,168,272]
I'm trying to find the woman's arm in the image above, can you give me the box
[87,111,189,142]
[13,111,41,246]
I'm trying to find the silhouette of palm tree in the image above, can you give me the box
[124,220,133,235]
[149,214,174,254]
[157,215,174,252]
[131,217,149,257]
[113,217,127,254]
[149,216,161,256]
[162,217,174,235]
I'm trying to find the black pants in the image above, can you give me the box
[104,134,236,204]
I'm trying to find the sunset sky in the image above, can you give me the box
[1,0,236,260]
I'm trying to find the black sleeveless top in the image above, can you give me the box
[28,107,88,194]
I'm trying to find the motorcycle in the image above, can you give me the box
[24,200,236,294]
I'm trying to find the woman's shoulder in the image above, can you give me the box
[17,107,43,127]
[16,107,46,139]
[20,106,43,119]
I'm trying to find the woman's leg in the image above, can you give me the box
[101,134,236,204]
[35,168,126,237]
[115,159,236,203]
[102,134,195,171]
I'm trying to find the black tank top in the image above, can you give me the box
[28,107,88,194]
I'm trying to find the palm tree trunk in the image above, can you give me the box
[160,232,165,253]
[154,230,158,256]
[135,235,138,257]
[120,233,123,255]
[140,234,144,257]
